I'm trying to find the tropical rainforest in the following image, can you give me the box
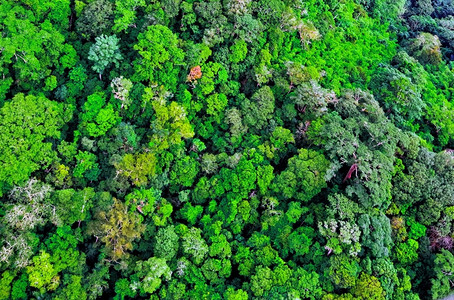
[2,0,454,299]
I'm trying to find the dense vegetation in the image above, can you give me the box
[2,0,454,299]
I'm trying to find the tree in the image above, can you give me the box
[393,149,454,225]
[170,155,200,188]
[287,228,313,256]
[409,32,442,65]
[115,152,158,187]
[73,151,101,182]
[145,87,194,152]
[257,165,274,195]
[180,226,208,265]
[153,226,179,261]
[179,203,203,225]
[79,92,121,137]
[0,1,77,99]
[0,94,69,195]
[431,249,454,299]
[308,89,410,209]
[83,261,110,299]
[111,77,133,110]
[272,148,330,202]
[54,275,87,300]
[26,251,59,292]
[242,86,275,131]
[201,153,219,174]
[206,93,228,121]
[88,199,145,261]
[52,188,95,226]
[229,40,248,63]
[254,49,273,85]
[371,258,399,298]
[328,254,360,289]
[290,80,335,119]
[225,108,248,144]
[44,226,82,274]
[0,232,39,269]
[372,64,426,127]
[112,0,146,33]
[193,62,228,96]
[259,126,295,162]
[394,239,419,264]
[233,14,265,43]
[187,66,202,83]
[289,267,323,299]
[352,273,385,300]
[76,0,114,39]
[0,271,14,300]
[201,258,231,283]
[3,179,57,231]
[114,278,135,299]
[224,287,248,300]
[10,273,28,300]
[88,35,123,79]
[319,218,362,257]
[130,257,172,295]
[133,25,185,91]
[209,234,232,259]
[250,266,273,297]
[358,214,393,258]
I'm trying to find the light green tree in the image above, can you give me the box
[0,94,69,195]
[88,34,123,79]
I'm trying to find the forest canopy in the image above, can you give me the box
[1,0,454,299]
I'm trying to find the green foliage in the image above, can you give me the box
[44,226,82,273]
[394,239,419,264]
[407,218,427,240]
[170,155,200,188]
[113,0,146,33]
[154,226,179,260]
[2,0,454,298]
[392,149,454,224]
[88,199,145,261]
[328,254,360,289]
[131,257,172,295]
[133,25,185,90]
[309,89,407,209]
[180,226,208,265]
[431,249,454,299]
[290,80,335,119]
[358,214,393,258]
[88,35,123,77]
[146,87,194,151]
[10,273,28,300]
[76,0,114,39]
[352,273,385,300]
[0,1,77,99]
[229,40,248,63]
[0,94,69,195]
[80,92,121,137]
[26,251,59,292]
[290,267,323,299]
[272,148,329,202]
[0,271,15,300]
[242,86,275,131]
[115,152,157,186]
[250,266,273,296]
[54,275,87,300]
[73,151,101,181]
[372,64,426,127]
[53,188,95,225]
